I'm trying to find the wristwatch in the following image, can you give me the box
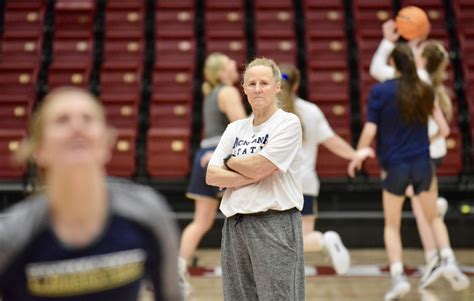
[223,154,235,170]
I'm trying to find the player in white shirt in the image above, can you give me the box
[369,20,469,293]
[278,65,374,275]
[207,58,305,300]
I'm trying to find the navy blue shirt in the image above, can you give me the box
[0,180,182,301]
[367,79,430,169]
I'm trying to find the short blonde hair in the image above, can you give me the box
[244,57,282,84]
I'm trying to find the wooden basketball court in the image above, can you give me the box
[182,249,473,301]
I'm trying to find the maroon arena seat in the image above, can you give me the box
[0,129,27,179]
[107,128,137,177]
[147,127,191,178]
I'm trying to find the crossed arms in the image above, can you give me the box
[206,154,277,189]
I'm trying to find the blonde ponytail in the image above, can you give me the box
[277,64,304,139]
[423,41,453,122]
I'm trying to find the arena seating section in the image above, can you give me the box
[0,0,473,193]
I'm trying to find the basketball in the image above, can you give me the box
[396,6,431,40]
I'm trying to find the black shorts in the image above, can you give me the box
[186,146,222,200]
[382,158,433,196]
[431,156,444,169]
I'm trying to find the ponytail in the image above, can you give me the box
[423,41,453,121]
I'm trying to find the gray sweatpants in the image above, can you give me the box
[221,208,305,301]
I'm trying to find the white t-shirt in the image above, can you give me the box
[369,39,447,159]
[294,98,335,196]
[209,109,304,217]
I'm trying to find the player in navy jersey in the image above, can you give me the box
[0,87,183,301]
[349,43,469,300]
[370,21,469,291]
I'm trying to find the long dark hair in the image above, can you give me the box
[391,43,434,124]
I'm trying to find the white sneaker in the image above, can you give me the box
[436,197,448,218]
[384,274,411,300]
[322,231,350,275]
[178,258,192,299]
[419,254,444,289]
[442,259,470,291]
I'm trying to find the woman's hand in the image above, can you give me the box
[347,147,374,178]
[347,158,363,178]
[382,20,400,43]
[355,147,375,161]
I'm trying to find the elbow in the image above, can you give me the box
[369,65,387,83]
[205,175,212,186]
[369,64,377,79]
[441,127,450,138]
[369,64,381,81]
[205,168,217,186]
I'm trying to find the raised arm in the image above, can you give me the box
[369,20,398,82]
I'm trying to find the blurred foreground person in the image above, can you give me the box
[0,87,182,301]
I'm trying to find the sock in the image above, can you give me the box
[390,261,404,277]
[425,249,438,263]
[440,248,455,262]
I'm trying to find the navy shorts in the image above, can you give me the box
[186,146,222,200]
[301,195,318,216]
[432,156,444,169]
[382,158,433,196]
